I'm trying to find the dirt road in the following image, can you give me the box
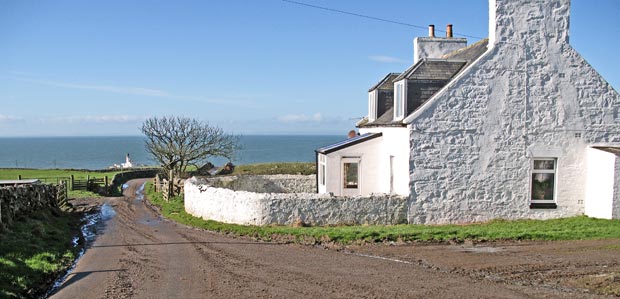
[50,179,619,298]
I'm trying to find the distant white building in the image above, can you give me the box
[111,153,134,169]
[317,0,620,223]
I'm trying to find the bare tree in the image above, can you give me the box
[141,116,238,176]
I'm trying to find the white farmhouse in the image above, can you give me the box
[317,0,620,223]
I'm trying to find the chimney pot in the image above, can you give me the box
[428,25,435,37]
[446,24,453,38]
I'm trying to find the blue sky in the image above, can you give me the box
[0,0,618,137]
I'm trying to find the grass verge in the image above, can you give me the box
[232,162,315,175]
[0,208,82,298]
[144,181,620,244]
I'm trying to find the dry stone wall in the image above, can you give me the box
[184,176,407,226]
[0,184,58,227]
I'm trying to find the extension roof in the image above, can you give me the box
[316,133,383,155]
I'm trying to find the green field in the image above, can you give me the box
[0,168,121,182]
[144,181,620,244]
[0,168,123,198]
[232,162,316,175]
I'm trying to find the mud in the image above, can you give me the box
[49,179,619,298]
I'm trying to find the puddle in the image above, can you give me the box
[134,183,145,201]
[47,203,117,296]
[456,246,504,253]
[134,183,160,225]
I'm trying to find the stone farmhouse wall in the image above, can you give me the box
[406,0,620,224]
[209,174,316,194]
[0,184,58,227]
[184,176,408,226]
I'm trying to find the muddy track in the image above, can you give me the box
[50,179,618,298]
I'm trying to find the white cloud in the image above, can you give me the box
[11,77,256,107]
[277,113,323,123]
[0,114,23,122]
[368,55,408,63]
[17,78,171,98]
[45,115,146,124]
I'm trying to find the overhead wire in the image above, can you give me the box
[280,0,485,40]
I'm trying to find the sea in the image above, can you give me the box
[0,135,344,170]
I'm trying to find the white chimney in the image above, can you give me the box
[489,0,570,48]
[413,24,467,64]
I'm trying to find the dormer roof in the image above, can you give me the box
[368,73,401,92]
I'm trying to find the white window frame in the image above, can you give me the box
[530,158,557,205]
[341,157,361,196]
[368,90,377,122]
[318,154,326,186]
[394,80,406,120]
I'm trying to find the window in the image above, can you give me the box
[394,81,405,119]
[368,91,377,121]
[343,162,359,189]
[319,155,326,186]
[530,158,557,209]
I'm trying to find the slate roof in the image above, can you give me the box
[368,73,401,92]
[442,38,489,63]
[359,38,489,128]
[394,59,466,82]
[316,133,383,154]
[591,146,620,155]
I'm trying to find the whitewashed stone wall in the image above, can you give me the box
[184,177,407,226]
[405,0,620,224]
[413,37,467,64]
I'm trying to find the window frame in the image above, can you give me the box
[394,80,406,120]
[318,155,326,186]
[340,157,361,196]
[368,90,378,122]
[343,162,359,189]
[529,158,558,209]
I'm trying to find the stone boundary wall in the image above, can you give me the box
[207,174,315,194]
[184,177,407,226]
[0,184,58,227]
[111,169,160,187]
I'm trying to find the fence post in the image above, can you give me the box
[70,175,75,191]
[104,176,109,195]
[168,170,174,198]
[18,175,21,180]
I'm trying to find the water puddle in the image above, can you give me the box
[135,183,145,201]
[455,246,505,253]
[134,182,161,225]
[47,203,117,296]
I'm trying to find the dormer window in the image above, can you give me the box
[368,90,377,121]
[394,80,406,120]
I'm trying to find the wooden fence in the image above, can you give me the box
[154,171,183,201]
